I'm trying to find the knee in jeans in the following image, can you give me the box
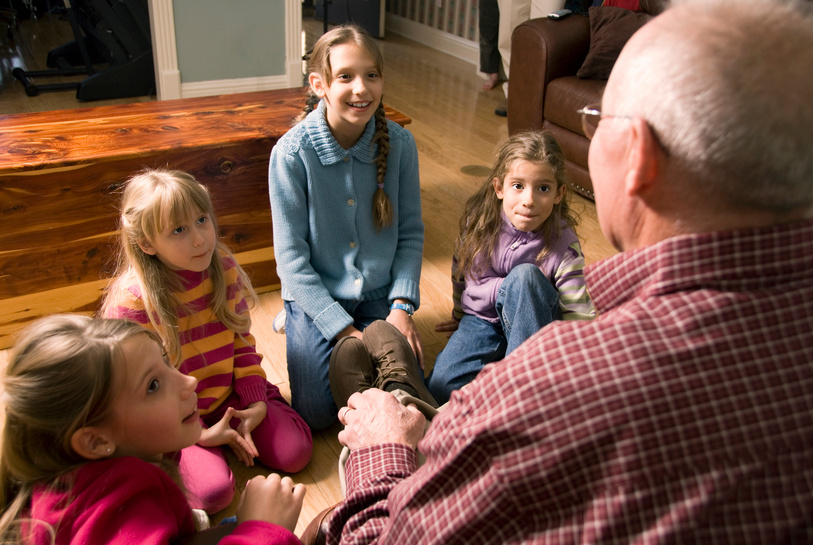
[505,263,544,287]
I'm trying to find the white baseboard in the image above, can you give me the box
[180,75,293,99]
[385,14,478,66]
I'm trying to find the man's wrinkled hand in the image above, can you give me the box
[337,388,426,450]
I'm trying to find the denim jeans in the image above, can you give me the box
[427,263,560,404]
[285,297,390,430]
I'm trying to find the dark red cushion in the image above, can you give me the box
[577,6,652,80]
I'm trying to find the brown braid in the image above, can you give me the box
[372,101,393,230]
[295,87,321,125]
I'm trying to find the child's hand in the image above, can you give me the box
[387,311,425,369]
[231,401,267,459]
[237,474,306,533]
[435,319,459,338]
[198,407,259,466]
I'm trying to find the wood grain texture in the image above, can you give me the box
[0,88,409,348]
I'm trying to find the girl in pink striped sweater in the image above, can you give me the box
[101,169,312,515]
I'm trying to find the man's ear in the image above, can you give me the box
[308,72,326,98]
[137,238,157,256]
[71,427,116,460]
[624,117,661,198]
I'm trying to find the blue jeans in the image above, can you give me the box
[426,263,561,404]
[285,297,390,430]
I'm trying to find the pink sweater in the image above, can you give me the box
[28,457,301,545]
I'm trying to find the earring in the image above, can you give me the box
[106,447,113,454]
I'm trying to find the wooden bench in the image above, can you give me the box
[0,88,410,349]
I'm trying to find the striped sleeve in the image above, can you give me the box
[231,285,268,406]
[178,261,266,413]
[102,282,152,327]
[554,241,596,321]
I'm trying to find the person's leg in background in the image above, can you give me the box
[478,0,503,90]
[495,0,567,116]
[496,0,531,116]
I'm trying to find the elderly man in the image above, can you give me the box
[327,0,813,542]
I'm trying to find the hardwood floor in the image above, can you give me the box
[0,13,617,537]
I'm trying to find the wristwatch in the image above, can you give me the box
[390,301,415,315]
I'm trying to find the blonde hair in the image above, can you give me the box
[456,131,577,280]
[101,169,257,365]
[0,315,165,544]
[300,24,393,231]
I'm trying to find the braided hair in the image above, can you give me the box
[300,25,393,231]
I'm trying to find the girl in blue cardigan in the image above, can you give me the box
[268,25,425,430]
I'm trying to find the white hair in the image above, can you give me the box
[611,0,813,211]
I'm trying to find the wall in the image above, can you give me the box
[172,0,286,82]
[148,0,302,99]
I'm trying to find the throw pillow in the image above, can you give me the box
[602,0,639,8]
[577,6,652,80]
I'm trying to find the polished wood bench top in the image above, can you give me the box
[0,87,411,172]
[0,88,412,349]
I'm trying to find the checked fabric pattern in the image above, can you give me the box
[328,218,813,544]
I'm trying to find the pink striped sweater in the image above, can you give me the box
[105,256,268,415]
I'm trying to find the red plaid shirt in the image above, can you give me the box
[327,218,813,544]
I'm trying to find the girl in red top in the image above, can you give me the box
[0,315,305,545]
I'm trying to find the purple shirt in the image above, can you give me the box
[455,214,594,323]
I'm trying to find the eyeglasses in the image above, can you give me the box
[577,103,630,140]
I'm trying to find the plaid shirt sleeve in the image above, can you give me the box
[327,444,418,545]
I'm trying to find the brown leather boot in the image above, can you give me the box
[362,320,439,408]
[329,336,375,408]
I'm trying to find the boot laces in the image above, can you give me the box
[372,348,407,388]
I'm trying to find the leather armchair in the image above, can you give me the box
[506,1,666,200]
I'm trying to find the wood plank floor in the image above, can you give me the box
[0,13,617,537]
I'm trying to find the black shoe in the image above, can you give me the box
[495,99,507,117]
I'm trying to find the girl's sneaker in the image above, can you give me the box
[272,309,286,334]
